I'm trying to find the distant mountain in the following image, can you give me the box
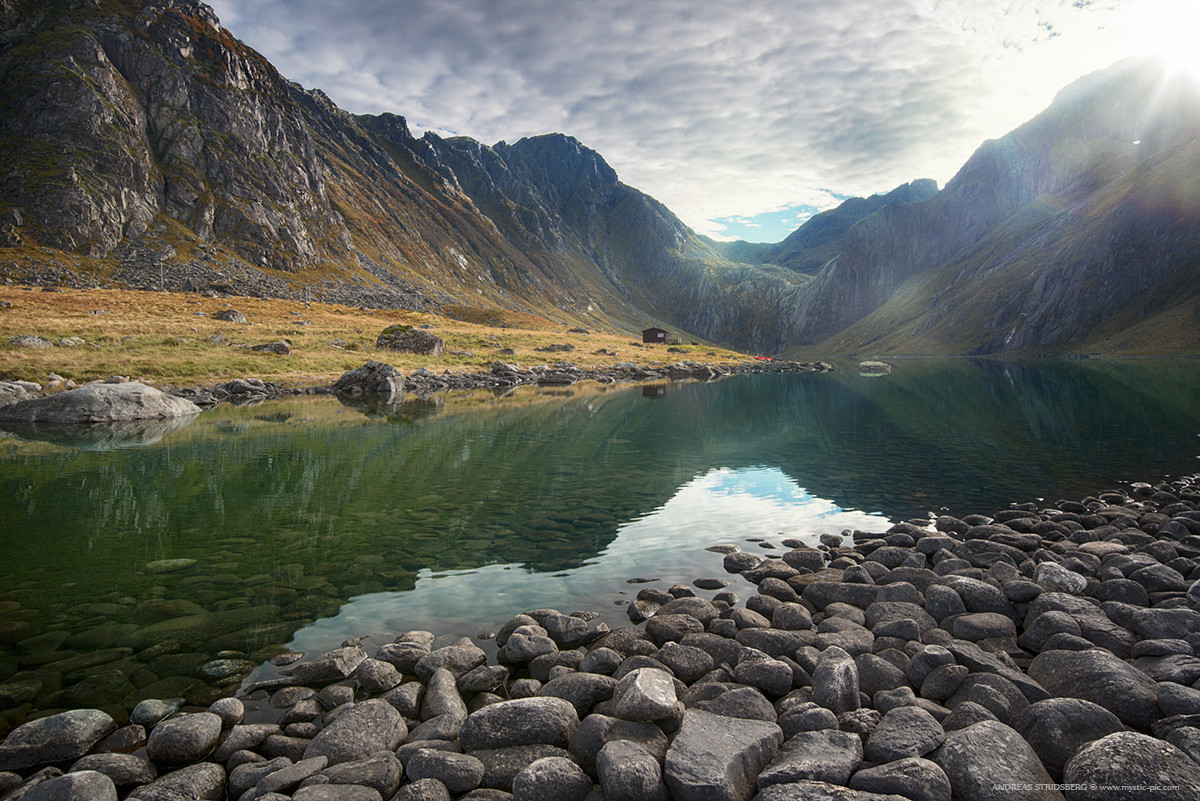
[1,0,1196,355]
[710,180,938,274]
[787,59,1200,355]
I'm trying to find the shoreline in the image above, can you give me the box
[2,471,1199,799]
[159,358,834,408]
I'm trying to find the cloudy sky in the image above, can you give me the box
[207,0,1192,242]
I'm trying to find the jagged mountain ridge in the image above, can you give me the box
[1,0,1197,355]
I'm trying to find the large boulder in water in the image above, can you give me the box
[332,361,405,400]
[0,382,200,424]
[376,325,444,356]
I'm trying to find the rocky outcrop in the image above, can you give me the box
[0,381,200,423]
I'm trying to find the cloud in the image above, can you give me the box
[207,0,1148,241]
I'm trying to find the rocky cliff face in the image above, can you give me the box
[1,1,1196,355]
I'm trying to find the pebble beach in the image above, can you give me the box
[1,471,1200,801]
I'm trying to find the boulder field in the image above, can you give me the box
[1,475,1200,800]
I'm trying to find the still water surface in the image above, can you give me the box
[0,359,1198,716]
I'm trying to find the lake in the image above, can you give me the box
[0,358,1198,725]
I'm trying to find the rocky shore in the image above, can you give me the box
[2,471,1200,800]
[160,358,832,409]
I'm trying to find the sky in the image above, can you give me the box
[207,0,1197,243]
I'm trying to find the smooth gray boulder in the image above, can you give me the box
[405,749,485,795]
[568,713,669,774]
[255,756,328,795]
[511,755,593,801]
[459,697,580,751]
[304,753,403,799]
[596,740,668,801]
[469,743,575,791]
[70,753,157,788]
[285,646,367,685]
[1027,648,1160,729]
[812,646,860,715]
[0,709,117,771]
[354,658,402,694]
[1011,698,1126,780]
[611,667,678,721]
[421,667,468,722]
[145,712,222,767]
[539,672,617,717]
[391,779,450,801]
[848,757,951,801]
[127,762,226,800]
[757,728,863,789]
[752,779,909,799]
[292,785,382,801]
[931,720,1063,801]
[664,709,782,801]
[20,771,117,801]
[863,706,945,763]
[303,700,407,766]
[0,382,199,423]
[1063,731,1200,800]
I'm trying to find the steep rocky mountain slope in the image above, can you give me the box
[1,0,1196,355]
[783,59,1200,355]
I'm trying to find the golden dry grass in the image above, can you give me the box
[0,285,751,387]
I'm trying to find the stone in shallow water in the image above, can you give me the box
[0,709,117,771]
[285,645,367,685]
[663,709,782,801]
[143,559,198,574]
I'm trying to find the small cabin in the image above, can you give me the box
[642,327,669,344]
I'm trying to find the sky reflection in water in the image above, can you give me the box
[290,465,888,653]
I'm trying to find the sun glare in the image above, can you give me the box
[1136,0,1200,81]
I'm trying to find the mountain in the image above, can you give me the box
[783,59,1200,356]
[1,0,1197,356]
[710,179,939,274]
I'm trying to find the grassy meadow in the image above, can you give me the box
[0,285,751,388]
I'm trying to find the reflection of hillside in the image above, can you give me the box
[804,359,1200,516]
[286,466,889,655]
[0,414,198,450]
[1,360,1198,632]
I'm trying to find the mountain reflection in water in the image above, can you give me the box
[288,466,888,653]
[0,359,1198,721]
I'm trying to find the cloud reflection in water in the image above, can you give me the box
[288,466,891,653]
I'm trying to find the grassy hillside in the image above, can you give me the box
[0,285,751,386]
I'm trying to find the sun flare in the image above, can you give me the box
[1136,0,1200,81]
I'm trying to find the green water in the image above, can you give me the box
[0,359,1198,722]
